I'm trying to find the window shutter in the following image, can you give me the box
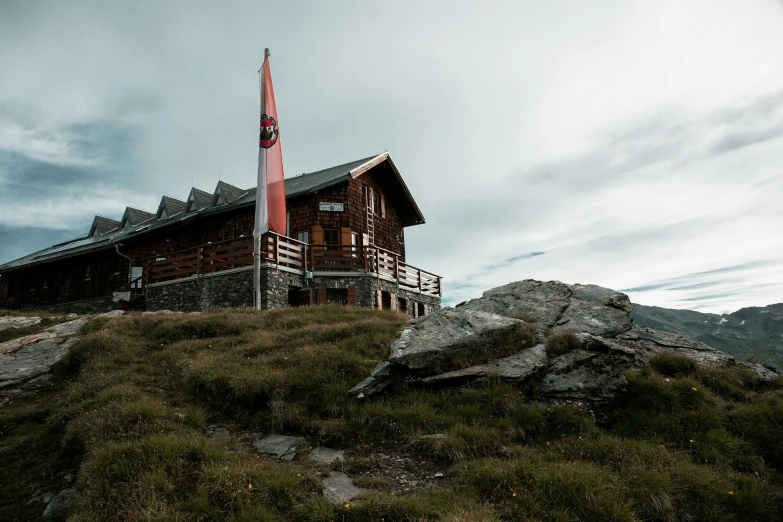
[312,225,324,245]
[298,289,313,306]
[316,288,327,305]
[376,289,383,309]
[380,194,386,218]
[347,287,358,306]
[341,227,352,250]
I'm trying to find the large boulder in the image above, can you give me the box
[459,280,633,337]
[349,279,777,405]
[349,308,535,398]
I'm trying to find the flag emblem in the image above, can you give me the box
[259,114,279,148]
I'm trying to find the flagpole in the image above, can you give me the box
[254,52,266,310]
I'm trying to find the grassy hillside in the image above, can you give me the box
[2,307,783,521]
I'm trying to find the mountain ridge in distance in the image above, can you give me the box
[631,302,783,370]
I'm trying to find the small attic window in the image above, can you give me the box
[157,207,167,219]
[88,226,97,238]
[213,193,225,206]
[185,197,198,213]
[121,218,131,229]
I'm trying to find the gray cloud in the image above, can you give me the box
[1,1,782,313]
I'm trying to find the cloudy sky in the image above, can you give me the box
[1,0,782,313]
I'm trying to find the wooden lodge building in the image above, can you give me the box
[0,153,442,316]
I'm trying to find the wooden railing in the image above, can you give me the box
[144,233,307,284]
[310,244,442,296]
[144,234,442,296]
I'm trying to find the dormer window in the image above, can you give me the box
[121,218,131,229]
[213,193,225,206]
[157,208,167,219]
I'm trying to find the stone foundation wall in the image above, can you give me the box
[146,267,254,312]
[144,266,440,315]
[310,272,441,318]
[258,265,305,309]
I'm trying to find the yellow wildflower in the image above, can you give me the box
[728,491,734,495]
[344,503,350,509]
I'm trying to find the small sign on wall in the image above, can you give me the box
[319,202,344,212]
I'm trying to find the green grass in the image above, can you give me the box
[544,331,582,358]
[1,307,782,521]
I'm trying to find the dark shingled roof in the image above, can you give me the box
[123,207,155,227]
[189,188,212,210]
[89,216,120,236]
[216,181,247,203]
[0,153,423,272]
[159,196,186,217]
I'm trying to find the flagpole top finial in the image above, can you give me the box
[264,48,270,59]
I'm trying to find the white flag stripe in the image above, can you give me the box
[253,64,268,238]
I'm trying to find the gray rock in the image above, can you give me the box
[388,309,526,370]
[422,344,548,385]
[209,427,230,438]
[461,280,633,337]
[460,280,571,328]
[45,318,89,337]
[43,488,75,517]
[322,471,365,505]
[348,278,778,407]
[0,338,73,390]
[253,434,304,461]
[309,446,345,464]
[349,361,400,398]
[539,348,638,404]
[20,373,57,391]
[0,316,41,332]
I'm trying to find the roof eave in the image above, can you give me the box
[350,152,426,226]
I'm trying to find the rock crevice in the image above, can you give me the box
[349,279,776,406]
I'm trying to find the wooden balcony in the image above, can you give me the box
[144,233,442,296]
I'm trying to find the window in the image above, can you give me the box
[213,194,224,206]
[397,297,407,313]
[417,302,426,317]
[327,288,347,304]
[297,231,309,244]
[373,192,381,216]
[324,229,339,250]
[381,291,392,311]
[351,232,359,257]
[157,208,167,219]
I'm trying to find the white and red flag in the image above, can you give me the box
[253,48,286,237]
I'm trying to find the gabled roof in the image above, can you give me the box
[0,152,426,272]
[234,152,426,226]
[88,216,120,237]
[156,196,186,220]
[120,207,155,229]
[212,181,247,207]
[283,155,378,197]
[185,188,212,213]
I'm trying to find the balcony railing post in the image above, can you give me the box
[394,254,399,282]
[197,247,203,276]
[417,269,422,293]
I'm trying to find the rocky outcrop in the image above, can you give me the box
[0,311,125,400]
[349,280,777,406]
[0,316,42,332]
